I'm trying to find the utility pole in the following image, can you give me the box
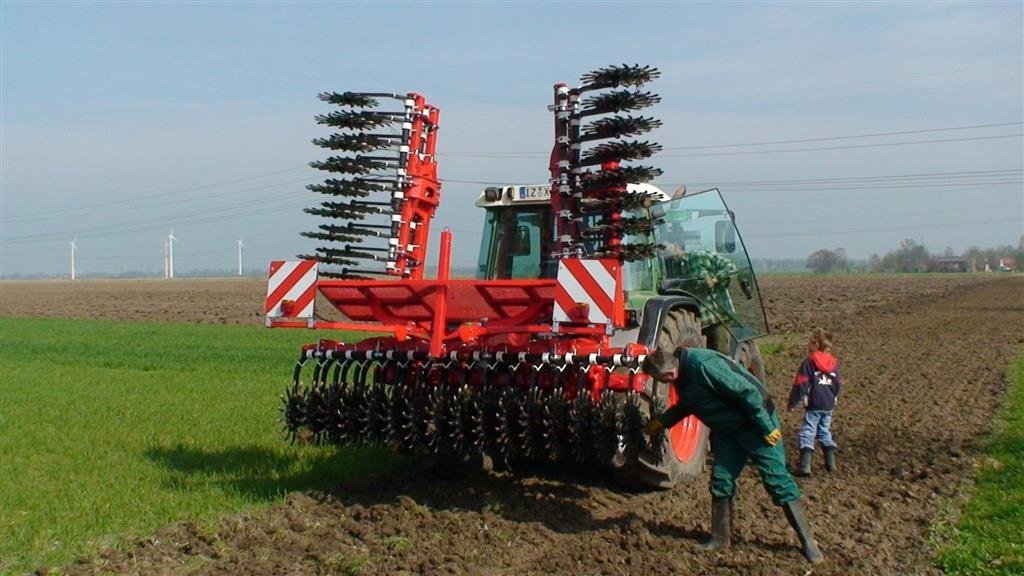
[167,229,177,279]
[69,237,77,280]
[237,238,245,276]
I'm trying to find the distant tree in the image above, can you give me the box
[806,248,847,274]
[962,246,984,272]
[879,239,931,272]
[868,253,882,272]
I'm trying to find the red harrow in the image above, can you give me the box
[268,65,711,487]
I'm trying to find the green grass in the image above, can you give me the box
[936,352,1024,575]
[0,317,399,575]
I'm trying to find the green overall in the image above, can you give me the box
[656,348,800,505]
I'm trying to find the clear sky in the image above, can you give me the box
[2,1,1022,277]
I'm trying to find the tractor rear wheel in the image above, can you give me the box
[733,340,766,383]
[617,308,710,489]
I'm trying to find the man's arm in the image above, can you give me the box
[658,402,692,429]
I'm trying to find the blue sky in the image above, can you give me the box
[2,2,1022,276]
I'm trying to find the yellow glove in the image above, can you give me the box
[644,418,664,436]
[764,428,782,446]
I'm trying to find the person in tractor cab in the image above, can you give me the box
[787,328,843,476]
[660,243,739,354]
[641,348,824,564]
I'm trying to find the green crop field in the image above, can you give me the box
[0,317,398,575]
[936,353,1024,575]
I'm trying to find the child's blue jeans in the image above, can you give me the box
[798,409,837,450]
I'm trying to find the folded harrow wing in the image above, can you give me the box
[268,65,770,489]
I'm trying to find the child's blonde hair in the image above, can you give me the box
[809,328,832,352]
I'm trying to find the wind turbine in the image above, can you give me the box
[69,237,77,280]
[167,229,177,279]
[237,237,245,276]
[163,238,169,279]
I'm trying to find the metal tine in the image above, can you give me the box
[578,91,661,117]
[578,116,662,142]
[621,391,646,464]
[579,141,662,167]
[578,166,663,191]
[576,64,660,92]
[543,385,569,462]
[348,221,392,230]
[312,133,405,153]
[306,179,393,197]
[579,192,662,212]
[594,389,621,467]
[342,266,393,276]
[580,218,655,236]
[345,223,394,239]
[318,91,414,107]
[309,155,403,175]
[345,244,389,253]
[498,386,522,467]
[315,110,406,131]
[305,200,394,217]
[301,226,365,244]
[569,392,595,464]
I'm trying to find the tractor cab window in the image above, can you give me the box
[476,207,554,279]
[650,188,768,342]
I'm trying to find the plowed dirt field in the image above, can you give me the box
[3,274,1022,575]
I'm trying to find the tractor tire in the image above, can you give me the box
[733,339,766,383]
[617,308,710,490]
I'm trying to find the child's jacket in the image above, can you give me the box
[787,351,842,411]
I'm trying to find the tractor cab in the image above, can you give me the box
[474,185,556,280]
[474,184,768,344]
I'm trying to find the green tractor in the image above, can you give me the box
[474,182,770,487]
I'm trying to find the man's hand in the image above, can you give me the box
[644,418,664,436]
[764,428,782,446]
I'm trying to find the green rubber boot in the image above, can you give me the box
[796,448,813,477]
[782,500,824,563]
[697,497,732,550]
[824,446,837,472]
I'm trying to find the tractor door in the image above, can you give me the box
[650,188,768,342]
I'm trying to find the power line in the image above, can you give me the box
[662,122,1023,151]
[4,166,1018,246]
[438,122,1023,158]
[661,133,1022,158]
[441,168,1023,188]
[745,217,1022,238]
[2,166,311,221]
[5,125,1018,226]
[679,168,1023,187]
[3,177,321,224]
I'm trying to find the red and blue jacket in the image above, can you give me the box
[787,351,842,411]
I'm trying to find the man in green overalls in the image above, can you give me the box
[642,347,824,564]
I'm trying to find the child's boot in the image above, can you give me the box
[796,448,813,476]
[823,446,837,472]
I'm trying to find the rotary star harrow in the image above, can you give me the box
[267,65,770,488]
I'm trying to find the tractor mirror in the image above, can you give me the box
[715,220,736,253]
[514,225,532,256]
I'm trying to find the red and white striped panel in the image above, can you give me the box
[265,260,318,319]
[553,258,619,325]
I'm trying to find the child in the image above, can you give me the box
[787,328,843,476]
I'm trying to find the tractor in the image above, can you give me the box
[266,65,769,489]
